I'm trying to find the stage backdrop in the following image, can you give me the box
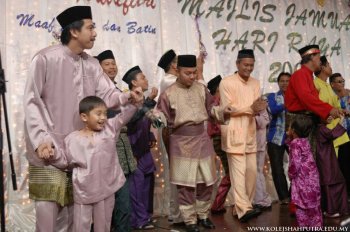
[1,0,350,230]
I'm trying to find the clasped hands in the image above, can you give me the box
[251,97,268,114]
[36,142,54,160]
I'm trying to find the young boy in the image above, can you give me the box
[253,109,272,210]
[207,75,231,214]
[96,49,137,232]
[49,96,138,232]
[122,66,158,229]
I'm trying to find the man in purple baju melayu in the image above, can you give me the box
[23,6,142,231]
[123,66,158,230]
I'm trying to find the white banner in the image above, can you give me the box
[4,0,350,92]
[1,0,350,230]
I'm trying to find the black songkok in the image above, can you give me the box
[207,75,222,95]
[298,45,320,57]
[56,6,92,28]
[122,66,142,85]
[158,50,176,70]
[177,55,196,68]
[96,50,115,62]
[237,49,255,59]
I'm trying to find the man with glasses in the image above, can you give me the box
[331,74,349,97]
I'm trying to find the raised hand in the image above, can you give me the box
[130,86,144,106]
[196,53,205,80]
[148,87,158,100]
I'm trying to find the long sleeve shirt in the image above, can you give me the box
[256,109,270,152]
[51,104,137,204]
[157,81,213,129]
[156,80,216,187]
[285,65,332,119]
[127,116,156,174]
[288,138,321,209]
[129,97,157,123]
[159,73,177,94]
[207,95,221,137]
[219,73,260,154]
[314,77,349,147]
[267,91,287,146]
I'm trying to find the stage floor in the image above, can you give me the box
[137,202,349,231]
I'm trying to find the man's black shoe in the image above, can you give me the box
[211,208,226,215]
[253,204,272,211]
[198,218,215,229]
[254,207,262,214]
[172,221,186,227]
[239,209,261,223]
[186,224,200,232]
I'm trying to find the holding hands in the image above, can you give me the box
[251,98,268,114]
[148,87,158,100]
[329,107,344,119]
[37,142,54,160]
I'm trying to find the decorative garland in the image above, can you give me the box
[194,13,208,59]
